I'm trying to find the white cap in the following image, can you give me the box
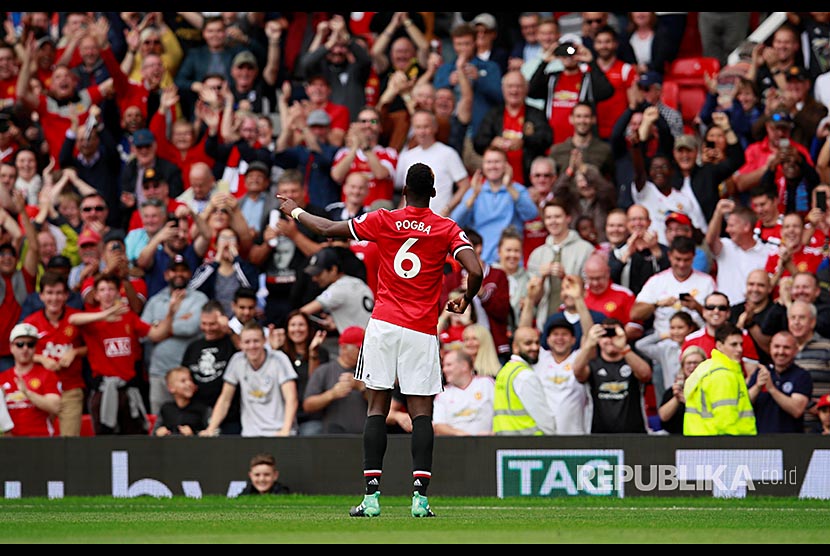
[9,323,39,343]
[471,13,497,31]
[558,33,583,47]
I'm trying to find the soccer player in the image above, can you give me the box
[277,163,484,518]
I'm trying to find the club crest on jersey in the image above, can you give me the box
[355,213,369,224]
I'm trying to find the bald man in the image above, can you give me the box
[178,162,219,214]
[583,253,639,339]
[493,327,557,436]
[731,268,775,364]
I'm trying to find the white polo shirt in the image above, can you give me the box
[713,238,772,305]
[635,268,716,335]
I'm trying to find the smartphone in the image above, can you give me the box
[818,190,828,212]
[679,293,692,301]
[603,327,617,338]
[779,138,791,149]
[705,140,716,149]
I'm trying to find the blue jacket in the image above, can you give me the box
[434,57,503,138]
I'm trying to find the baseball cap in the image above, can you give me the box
[768,110,794,128]
[78,228,102,247]
[471,13,497,31]
[304,248,340,276]
[10,323,39,343]
[638,71,663,88]
[232,50,259,70]
[674,134,699,151]
[817,394,830,410]
[133,129,155,148]
[666,211,693,227]
[103,229,126,245]
[543,315,576,339]
[338,326,365,347]
[554,33,582,57]
[0,243,16,257]
[47,255,72,269]
[246,160,271,177]
[307,109,332,127]
[142,166,161,184]
[785,65,809,81]
[166,254,190,271]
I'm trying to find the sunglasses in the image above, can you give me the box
[82,206,106,213]
[704,305,730,312]
[584,18,604,24]
[13,341,36,349]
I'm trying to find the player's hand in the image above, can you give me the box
[446,295,470,315]
[276,194,299,219]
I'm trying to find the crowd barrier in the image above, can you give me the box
[2,435,828,500]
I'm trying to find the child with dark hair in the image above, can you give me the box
[240,453,291,496]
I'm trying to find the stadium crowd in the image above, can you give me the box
[2,11,830,438]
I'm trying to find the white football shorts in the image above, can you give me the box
[355,319,443,396]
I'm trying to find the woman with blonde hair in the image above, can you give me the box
[657,345,707,435]
[462,323,502,378]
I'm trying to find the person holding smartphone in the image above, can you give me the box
[573,318,653,434]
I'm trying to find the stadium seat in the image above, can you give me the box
[666,56,722,85]
[664,56,722,132]
[661,80,679,110]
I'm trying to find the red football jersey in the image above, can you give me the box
[79,312,152,381]
[585,283,636,325]
[334,145,398,206]
[0,366,59,437]
[349,206,473,335]
[24,308,85,392]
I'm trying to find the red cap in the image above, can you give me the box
[78,228,102,247]
[338,326,365,347]
[817,394,830,410]
[666,212,692,227]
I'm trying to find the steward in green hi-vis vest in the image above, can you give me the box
[493,359,545,436]
[684,349,757,436]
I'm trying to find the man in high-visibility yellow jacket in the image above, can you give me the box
[684,321,757,436]
[493,327,557,436]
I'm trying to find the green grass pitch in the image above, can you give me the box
[0,496,827,544]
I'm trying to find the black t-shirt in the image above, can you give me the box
[155,400,211,435]
[182,336,241,425]
[659,388,685,435]
[730,300,775,366]
[587,355,649,434]
[239,481,291,496]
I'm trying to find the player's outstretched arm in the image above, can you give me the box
[447,248,484,314]
[276,195,352,239]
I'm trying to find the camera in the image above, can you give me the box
[603,327,617,338]
[554,43,578,57]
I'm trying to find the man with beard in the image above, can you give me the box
[141,255,209,415]
[492,326,557,436]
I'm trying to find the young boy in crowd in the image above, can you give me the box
[239,453,292,495]
[152,367,210,437]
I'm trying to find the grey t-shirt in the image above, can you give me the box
[224,350,299,437]
[303,360,368,434]
[316,275,374,333]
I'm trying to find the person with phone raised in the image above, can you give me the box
[573,318,653,434]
